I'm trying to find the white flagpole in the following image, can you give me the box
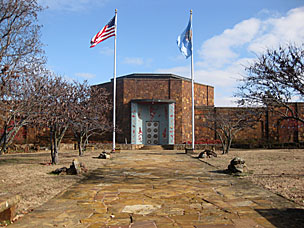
[190,9,195,150]
[112,9,117,152]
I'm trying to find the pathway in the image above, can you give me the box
[11,150,304,227]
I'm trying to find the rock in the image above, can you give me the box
[66,158,81,175]
[198,149,217,158]
[52,159,87,175]
[52,167,67,175]
[228,157,247,173]
[230,157,245,165]
[198,151,206,158]
[0,194,21,223]
[72,158,81,174]
[79,162,88,173]
[98,152,106,159]
[122,204,161,215]
[98,152,111,159]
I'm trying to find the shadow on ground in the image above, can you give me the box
[0,157,38,165]
[256,208,304,228]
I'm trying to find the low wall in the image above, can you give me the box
[89,143,144,150]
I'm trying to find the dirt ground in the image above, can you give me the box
[0,148,303,220]
[203,148,304,207]
[0,149,107,217]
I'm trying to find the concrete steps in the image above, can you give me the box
[140,145,165,150]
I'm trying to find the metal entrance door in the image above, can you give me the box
[146,121,159,145]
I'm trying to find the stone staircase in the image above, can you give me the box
[140,145,165,150]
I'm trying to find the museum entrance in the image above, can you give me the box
[131,99,175,145]
[146,121,159,145]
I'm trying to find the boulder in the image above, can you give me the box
[198,149,217,158]
[0,194,21,223]
[228,157,247,173]
[98,152,111,159]
[66,158,81,175]
[52,159,87,175]
[52,167,67,175]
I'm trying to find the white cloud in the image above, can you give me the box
[156,64,240,106]
[157,58,248,88]
[170,55,187,62]
[248,7,304,53]
[38,0,108,11]
[99,47,114,56]
[199,6,304,69]
[214,95,238,107]
[75,72,96,79]
[63,75,75,82]
[256,9,281,18]
[123,57,145,66]
[198,18,261,68]
[192,6,304,106]
[156,66,190,78]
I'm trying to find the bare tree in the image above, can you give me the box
[38,74,73,164]
[0,0,45,154]
[236,43,304,124]
[0,0,44,78]
[69,82,111,156]
[201,108,261,154]
[0,67,48,154]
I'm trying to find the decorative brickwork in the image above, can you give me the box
[195,104,304,147]
[95,74,213,144]
[4,74,303,149]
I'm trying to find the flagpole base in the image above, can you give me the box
[185,148,194,154]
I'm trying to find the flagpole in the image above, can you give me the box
[190,9,195,150]
[112,9,117,152]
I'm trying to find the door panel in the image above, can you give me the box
[146,121,159,145]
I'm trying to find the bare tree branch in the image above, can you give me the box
[236,43,304,124]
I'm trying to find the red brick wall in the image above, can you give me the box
[2,74,303,148]
[195,104,304,146]
[298,103,304,142]
[194,83,214,106]
[266,103,304,144]
[96,76,213,144]
[195,107,264,145]
[169,79,183,143]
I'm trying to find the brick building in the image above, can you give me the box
[94,73,214,145]
[95,73,304,147]
[4,73,302,149]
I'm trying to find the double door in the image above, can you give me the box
[146,121,159,145]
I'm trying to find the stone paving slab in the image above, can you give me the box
[10,150,304,228]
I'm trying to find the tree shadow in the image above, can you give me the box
[0,157,38,165]
[255,208,304,228]
[209,169,229,174]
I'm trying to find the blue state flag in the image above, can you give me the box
[177,18,192,58]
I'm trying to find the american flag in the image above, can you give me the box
[90,15,116,48]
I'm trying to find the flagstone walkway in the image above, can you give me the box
[11,150,304,228]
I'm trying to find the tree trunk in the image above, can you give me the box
[0,125,7,155]
[78,135,84,156]
[217,133,226,154]
[56,125,68,150]
[50,125,59,164]
[50,126,54,163]
[0,118,27,154]
[84,132,89,151]
[52,141,58,164]
[6,123,24,149]
[224,137,232,154]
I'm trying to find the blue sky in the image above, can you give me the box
[38,0,304,106]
